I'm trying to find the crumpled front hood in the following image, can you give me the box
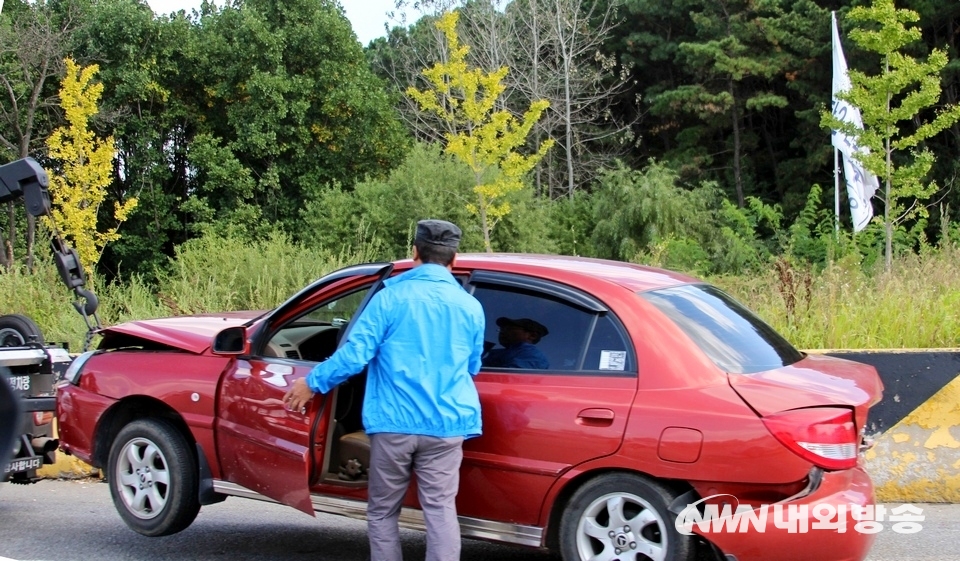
[100,311,263,354]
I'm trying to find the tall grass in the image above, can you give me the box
[0,263,88,348]
[0,233,382,351]
[2,234,958,351]
[715,247,960,350]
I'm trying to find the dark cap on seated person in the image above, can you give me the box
[416,219,462,249]
[496,317,549,340]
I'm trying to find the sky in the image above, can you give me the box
[144,0,418,45]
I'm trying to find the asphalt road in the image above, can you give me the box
[1,479,958,561]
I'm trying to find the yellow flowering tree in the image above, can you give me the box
[407,11,553,252]
[45,59,137,274]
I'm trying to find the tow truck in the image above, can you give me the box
[0,157,100,483]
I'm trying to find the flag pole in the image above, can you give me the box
[834,147,840,239]
[832,11,840,240]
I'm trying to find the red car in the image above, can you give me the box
[56,254,882,561]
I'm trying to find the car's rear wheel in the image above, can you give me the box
[107,418,200,536]
[558,473,694,561]
[0,314,43,347]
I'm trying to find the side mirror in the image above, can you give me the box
[212,326,247,355]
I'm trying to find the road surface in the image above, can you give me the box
[1,479,957,561]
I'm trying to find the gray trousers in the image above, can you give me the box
[367,433,465,561]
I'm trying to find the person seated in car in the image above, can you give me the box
[482,317,549,369]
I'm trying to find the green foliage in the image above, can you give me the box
[545,191,596,257]
[13,231,960,352]
[69,0,190,281]
[407,11,553,252]
[72,0,410,281]
[153,231,358,315]
[0,261,90,348]
[784,184,832,265]
[487,188,558,255]
[301,141,561,259]
[587,162,779,275]
[300,143,478,259]
[717,246,960,349]
[643,0,829,206]
[189,0,409,225]
[821,0,960,270]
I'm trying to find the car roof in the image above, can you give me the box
[445,253,701,293]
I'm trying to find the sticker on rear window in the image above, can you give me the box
[599,351,626,371]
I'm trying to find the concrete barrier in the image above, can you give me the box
[37,452,98,480]
[820,350,960,503]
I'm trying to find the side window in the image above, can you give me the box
[262,287,372,362]
[471,283,633,373]
[582,314,633,372]
[303,289,368,325]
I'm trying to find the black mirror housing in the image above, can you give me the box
[212,326,247,355]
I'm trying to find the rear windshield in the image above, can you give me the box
[640,284,803,374]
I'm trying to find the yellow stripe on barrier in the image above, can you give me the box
[37,453,99,479]
[865,374,960,503]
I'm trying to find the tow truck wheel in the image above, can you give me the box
[107,418,200,536]
[0,314,44,347]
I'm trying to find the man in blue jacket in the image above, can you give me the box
[284,219,484,561]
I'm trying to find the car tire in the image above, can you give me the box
[0,314,43,347]
[107,418,200,536]
[558,473,694,561]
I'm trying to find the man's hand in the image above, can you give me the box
[283,378,315,414]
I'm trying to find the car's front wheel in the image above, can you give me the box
[107,418,200,536]
[558,473,695,561]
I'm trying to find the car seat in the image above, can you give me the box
[337,431,370,481]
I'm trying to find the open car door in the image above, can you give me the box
[215,264,393,514]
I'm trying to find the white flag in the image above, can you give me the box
[830,12,878,232]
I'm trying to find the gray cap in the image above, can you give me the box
[415,219,462,249]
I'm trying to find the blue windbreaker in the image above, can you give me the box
[305,264,485,438]
[483,342,549,369]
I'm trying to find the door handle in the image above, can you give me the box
[577,408,615,427]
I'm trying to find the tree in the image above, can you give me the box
[0,0,80,269]
[407,11,552,251]
[69,0,190,281]
[507,0,634,198]
[370,1,510,145]
[611,0,833,216]
[177,0,408,235]
[651,0,810,207]
[377,1,633,199]
[822,0,960,271]
[45,58,137,274]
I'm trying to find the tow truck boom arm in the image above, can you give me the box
[0,157,100,348]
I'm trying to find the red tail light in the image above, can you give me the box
[33,411,54,426]
[762,407,858,470]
